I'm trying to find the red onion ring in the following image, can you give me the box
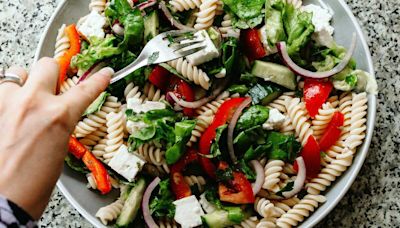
[137,0,157,11]
[159,1,195,31]
[277,33,357,78]
[282,157,306,198]
[227,97,252,163]
[167,81,226,109]
[250,160,264,195]
[78,62,106,83]
[142,177,161,228]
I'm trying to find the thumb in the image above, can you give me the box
[61,67,114,121]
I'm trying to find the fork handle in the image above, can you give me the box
[110,54,148,84]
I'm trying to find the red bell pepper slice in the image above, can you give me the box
[170,148,198,173]
[241,29,266,61]
[199,98,246,178]
[294,135,321,178]
[68,136,87,159]
[218,162,255,204]
[149,66,171,91]
[171,172,192,200]
[303,79,333,118]
[168,76,196,116]
[319,112,345,151]
[56,24,81,93]
[68,136,111,194]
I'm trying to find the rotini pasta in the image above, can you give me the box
[124,82,146,102]
[54,24,70,59]
[194,0,218,30]
[276,194,326,228]
[345,92,368,150]
[104,111,124,163]
[169,0,202,12]
[60,76,79,94]
[254,197,277,218]
[311,102,335,140]
[268,92,295,114]
[158,220,179,228]
[184,175,206,192]
[263,160,285,193]
[285,97,314,146]
[168,58,211,90]
[92,138,108,160]
[220,14,240,38]
[95,186,128,226]
[144,83,165,101]
[233,216,259,228]
[74,96,120,138]
[136,144,170,174]
[257,217,277,228]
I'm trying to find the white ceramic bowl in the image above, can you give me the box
[34,0,377,227]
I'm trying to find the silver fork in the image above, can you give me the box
[110,30,205,84]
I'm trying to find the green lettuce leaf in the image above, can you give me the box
[83,92,110,116]
[165,120,196,165]
[210,124,228,158]
[236,105,269,131]
[266,132,301,162]
[223,0,265,29]
[150,179,176,219]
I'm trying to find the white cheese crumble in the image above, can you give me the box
[127,98,166,114]
[108,145,146,182]
[185,30,220,66]
[126,120,148,134]
[173,195,205,228]
[258,25,278,55]
[302,4,335,47]
[263,108,286,130]
[78,11,106,39]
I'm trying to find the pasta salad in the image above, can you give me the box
[56,0,378,227]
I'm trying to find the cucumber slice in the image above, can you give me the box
[247,83,282,105]
[251,60,296,90]
[202,210,236,228]
[144,11,159,43]
[116,178,146,227]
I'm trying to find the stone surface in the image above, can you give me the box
[0,0,399,227]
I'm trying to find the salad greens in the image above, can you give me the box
[266,132,301,162]
[210,124,228,158]
[83,92,110,116]
[165,120,196,164]
[149,179,176,219]
[236,105,269,131]
[223,0,265,29]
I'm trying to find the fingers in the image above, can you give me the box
[61,67,113,121]
[25,57,59,94]
[0,66,28,94]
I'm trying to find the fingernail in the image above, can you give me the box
[101,67,115,76]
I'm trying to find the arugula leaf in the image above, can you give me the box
[266,132,301,162]
[165,120,196,164]
[222,37,240,75]
[227,84,250,95]
[223,0,265,29]
[150,179,176,219]
[71,35,122,72]
[237,160,256,181]
[210,124,228,158]
[233,125,267,154]
[64,154,88,174]
[236,105,269,131]
[243,143,272,161]
[83,92,110,116]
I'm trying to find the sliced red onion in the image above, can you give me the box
[167,82,226,109]
[250,160,264,195]
[227,97,252,163]
[282,157,306,199]
[137,0,157,11]
[277,33,357,78]
[142,177,161,228]
[78,62,106,83]
[112,23,125,36]
[159,1,195,31]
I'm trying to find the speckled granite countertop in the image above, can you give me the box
[0,0,399,227]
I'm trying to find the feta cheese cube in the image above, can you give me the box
[173,195,205,228]
[78,11,106,39]
[263,108,286,130]
[302,4,334,35]
[185,30,220,66]
[108,145,146,182]
[127,98,166,114]
[126,120,148,134]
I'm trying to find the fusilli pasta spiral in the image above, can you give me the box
[194,0,218,30]
[276,194,326,228]
[158,220,179,228]
[96,197,125,225]
[92,138,108,160]
[104,111,124,163]
[124,82,146,102]
[345,92,368,150]
[263,160,285,193]
[233,216,259,228]
[168,58,211,90]
[136,144,170,174]
[255,197,277,218]
[311,102,335,140]
[144,83,165,101]
[86,173,120,190]
[220,14,240,38]
[170,0,202,12]
[60,76,79,94]
[184,175,206,192]
[54,24,70,59]
[257,217,277,228]
[285,97,313,146]
[74,96,120,138]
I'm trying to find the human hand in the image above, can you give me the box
[0,57,113,219]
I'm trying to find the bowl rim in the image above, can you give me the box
[34,0,377,227]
